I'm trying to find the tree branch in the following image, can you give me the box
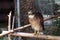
[44,15,60,21]
[0,24,31,37]
[12,32,60,40]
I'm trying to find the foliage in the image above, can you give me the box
[0,38,3,40]
[53,17,60,36]
[54,4,60,11]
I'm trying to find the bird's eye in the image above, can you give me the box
[28,13,32,15]
[28,13,31,15]
[28,12,32,15]
[33,13,35,14]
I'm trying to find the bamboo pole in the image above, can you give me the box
[44,14,60,21]
[12,32,60,40]
[12,16,15,30]
[8,11,11,40]
[0,24,31,37]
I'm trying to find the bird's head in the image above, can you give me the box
[28,10,33,15]
[28,10,35,18]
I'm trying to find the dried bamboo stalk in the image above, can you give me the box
[12,32,60,40]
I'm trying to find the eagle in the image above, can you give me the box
[28,10,44,35]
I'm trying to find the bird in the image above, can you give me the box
[28,10,44,35]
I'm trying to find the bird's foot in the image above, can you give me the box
[33,33,37,35]
[39,32,44,35]
[33,33,39,37]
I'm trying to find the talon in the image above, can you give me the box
[39,32,44,35]
[33,33,36,35]
[33,30,37,35]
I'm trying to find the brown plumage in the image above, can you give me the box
[28,10,44,35]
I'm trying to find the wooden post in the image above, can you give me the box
[16,0,21,40]
[8,11,11,40]
[14,0,21,40]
